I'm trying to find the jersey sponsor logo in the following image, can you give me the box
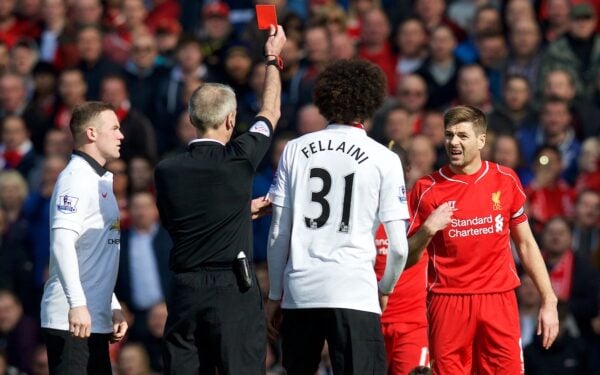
[399,185,407,203]
[448,213,504,237]
[249,121,270,137]
[57,195,79,213]
[492,191,502,210]
[375,238,388,255]
[108,238,120,245]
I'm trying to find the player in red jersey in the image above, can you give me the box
[374,144,452,374]
[407,105,559,374]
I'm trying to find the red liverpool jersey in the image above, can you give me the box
[375,225,427,325]
[408,161,527,294]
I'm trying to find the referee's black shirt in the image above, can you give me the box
[155,117,273,273]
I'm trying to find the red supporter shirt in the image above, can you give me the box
[408,161,527,294]
[375,224,427,325]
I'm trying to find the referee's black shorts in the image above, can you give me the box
[163,265,266,375]
[281,307,386,375]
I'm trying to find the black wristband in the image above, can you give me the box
[266,55,283,70]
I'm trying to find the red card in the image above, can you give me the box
[256,5,277,30]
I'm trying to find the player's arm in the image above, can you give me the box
[406,202,453,268]
[257,25,286,130]
[265,203,292,342]
[511,221,559,349]
[51,227,91,338]
[379,220,408,295]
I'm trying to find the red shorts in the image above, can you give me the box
[381,322,428,375]
[428,291,524,375]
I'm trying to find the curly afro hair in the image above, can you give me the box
[313,59,386,124]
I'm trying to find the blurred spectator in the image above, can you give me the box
[413,0,466,41]
[73,0,103,28]
[145,0,180,32]
[106,158,131,230]
[10,39,39,84]
[100,74,157,163]
[30,345,48,375]
[117,342,153,375]
[75,25,120,100]
[541,217,600,341]
[575,137,600,193]
[53,68,87,131]
[419,109,448,169]
[540,2,600,101]
[525,145,576,233]
[128,156,154,194]
[296,23,331,107]
[155,35,216,155]
[518,98,581,185]
[103,0,150,65]
[21,155,66,299]
[506,18,543,91]
[141,301,167,372]
[416,24,462,110]
[234,61,263,134]
[455,63,493,113]
[517,273,541,347]
[0,74,28,118]
[116,191,171,339]
[504,0,536,26]
[447,0,494,30]
[123,32,170,122]
[346,0,380,40]
[491,133,533,187]
[0,170,28,244]
[524,301,588,375]
[27,62,58,149]
[394,17,428,78]
[359,8,396,94]
[541,0,571,43]
[396,74,428,134]
[280,35,306,119]
[312,3,347,36]
[0,209,34,317]
[488,74,537,136]
[154,18,181,64]
[406,134,436,190]
[0,290,39,374]
[0,115,41,184]
[296,103,327,136]
[331,32,357,61]
[223,42,253,100]
[382,103,412,149]
[163,111,197,157]
[0,42,9,75]
[38,0,78,70]
[0,0,40,48]
[455,4,502,64]
[197,1,237,80]
[475,30,508,100]
[541,69,600,141]
[571,190,600,260]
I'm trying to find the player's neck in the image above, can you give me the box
[77,145,106,167]
[449,159,483,175]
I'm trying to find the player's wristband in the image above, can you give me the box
[265,55,283,70]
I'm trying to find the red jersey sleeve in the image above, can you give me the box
[407,176,435,237]
[501,166,528,227]
[374,224,388,281]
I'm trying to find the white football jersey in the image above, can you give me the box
[269,124,409,313]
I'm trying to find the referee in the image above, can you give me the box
[154,25,286,374]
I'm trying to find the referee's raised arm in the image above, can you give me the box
[257,24,286,130]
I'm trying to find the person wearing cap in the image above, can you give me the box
[198,1,237,80]
[540,1,600,101]
[154,25,286,374]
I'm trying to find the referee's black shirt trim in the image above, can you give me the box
[187,116,274,151]
[72,150,107,177]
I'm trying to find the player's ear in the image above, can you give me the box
[85,126,97,142]
[477,133,486,150]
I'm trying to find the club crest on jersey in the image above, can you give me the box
[492,191,502,210]
[447,200,457,211]
[57,195,78,213]
[398,185,407,203]
[110,220,120,231]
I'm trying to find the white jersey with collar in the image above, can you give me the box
[41,154,120,333]
[269,124,409,313]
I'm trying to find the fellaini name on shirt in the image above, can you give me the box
[448,214,504,238]
[301,140,370,164]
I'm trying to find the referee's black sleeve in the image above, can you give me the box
[230,116,274,171]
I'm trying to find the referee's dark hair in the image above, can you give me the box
[69,101,114,141]
[188,83,236,133]
[313,59,386,125]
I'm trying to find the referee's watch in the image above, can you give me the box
[266,55,283,71]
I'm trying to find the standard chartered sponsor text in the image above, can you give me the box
[448,214,503,238]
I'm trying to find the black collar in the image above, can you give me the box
[72,150,107,177]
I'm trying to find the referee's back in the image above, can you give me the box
[155,121,272,272]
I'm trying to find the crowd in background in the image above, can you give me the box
[0,0,599,373]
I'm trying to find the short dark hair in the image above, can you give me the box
[69,101,114,139]
[444,105,487,135]
[313,59,386,124]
